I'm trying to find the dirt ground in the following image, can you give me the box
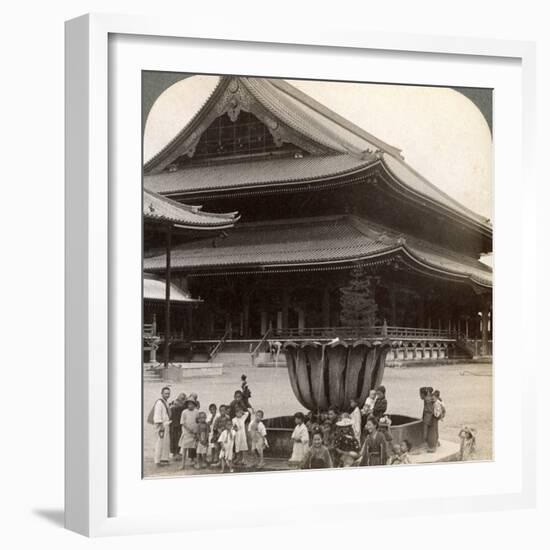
[143,362,492,477]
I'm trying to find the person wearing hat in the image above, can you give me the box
[148,386,172,467]
[179,397,199,470]
[334,414,360,467]
[168,392,187,458]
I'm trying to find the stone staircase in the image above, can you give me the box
[143,365,163,382]
[214,351,254,368]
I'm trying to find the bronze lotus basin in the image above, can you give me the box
[284,339,391,411]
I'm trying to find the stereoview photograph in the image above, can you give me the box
[142,73,493,478]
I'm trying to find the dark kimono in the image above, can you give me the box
[372,397,388,419]
[169,402,184,455]
[360,430,387,466]
[301,446,333,469]
[422,396,438,450]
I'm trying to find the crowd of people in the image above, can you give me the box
[148,376,477,473]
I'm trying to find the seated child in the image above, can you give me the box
[301,432,333,469]
[289,412,310,465]
[248,409,268,468]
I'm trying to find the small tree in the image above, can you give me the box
[339,265,378,327]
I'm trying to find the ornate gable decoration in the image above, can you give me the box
[146,77,335,174]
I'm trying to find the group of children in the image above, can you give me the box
[169,375,269,473]
[289,385,413,469]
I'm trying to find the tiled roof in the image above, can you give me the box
[144,76,491,232]
[143,273,202,303]
[381,154,490,227]
[143,189,238,228]
[242,78,402,157]
[143,215,492,288]
[144,154,374,195]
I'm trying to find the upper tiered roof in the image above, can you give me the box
[144,76,492,239]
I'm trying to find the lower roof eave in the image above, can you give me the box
[145,251,492,291]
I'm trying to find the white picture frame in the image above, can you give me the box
[65,13,537,537]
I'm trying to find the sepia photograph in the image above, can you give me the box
[141,73,493,478]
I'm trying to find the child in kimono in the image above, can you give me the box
[206,403,219,463]
[350,398,362,444]
[378,415,394,456]
[359,416,387,466]
[334,415,360,467]
[211,404,228,465]
[195,411,210,469]
[372,386,388,419]
[248,409,268,468]
[232,407,250,465]
[289,412,310,465]
[399,439,412,464]
[321,419,333,449]
[361,389,377,418]
[179,397,199,470]
[301,432,333,469]
[218,418,236,473]
[388,443,403,465]
[458,426,476,461]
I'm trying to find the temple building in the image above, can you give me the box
[143,76,493,364]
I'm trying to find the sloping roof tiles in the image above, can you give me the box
[143,273,202,303]
[143,189,238,228]
[143,215,492,288]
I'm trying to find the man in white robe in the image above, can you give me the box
[153,387,172,466]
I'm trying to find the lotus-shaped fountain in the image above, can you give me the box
[284,338,392,411]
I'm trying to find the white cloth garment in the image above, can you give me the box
[218,428,236,461]
[153,398,171,464]
[232,411,249,452]
[351,406,362,442]
[289,423,310,463]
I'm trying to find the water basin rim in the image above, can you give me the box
[282,338,392,350]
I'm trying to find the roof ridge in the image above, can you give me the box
[262,77,403,159]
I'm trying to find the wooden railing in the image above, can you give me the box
[270,325,455,341]
[209,327,232,360]
[250,327,273,361]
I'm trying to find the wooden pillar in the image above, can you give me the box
[282,288,290,329]
[298,308,305,333]
[481,299,489,356]
[261,311,268,335]
[418,297,425,328]
[390,287,397,326]
[163,224,172,368]
[322,287,330,327]
[243,293,250,338]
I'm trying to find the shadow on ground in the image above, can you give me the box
[33,509,64,527]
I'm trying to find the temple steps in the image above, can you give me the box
[213,352,254,368]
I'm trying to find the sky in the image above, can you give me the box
[144,76,493,222]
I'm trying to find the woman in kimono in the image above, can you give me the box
[419,387,437,452]
[179,398,199,470]
[289,412,310,465]
[359,416,387,466]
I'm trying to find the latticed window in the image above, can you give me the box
[173,111,306,167]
